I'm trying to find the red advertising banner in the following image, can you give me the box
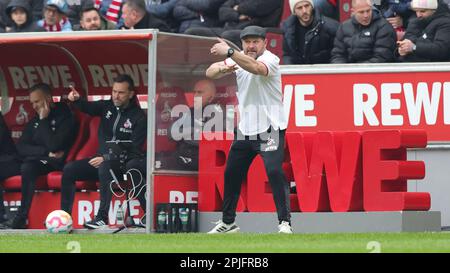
[282,71,450,142]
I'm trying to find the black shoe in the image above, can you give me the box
[84,216,108,230]
[0,215,27,229]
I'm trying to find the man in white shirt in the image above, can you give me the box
[206,25,293,234]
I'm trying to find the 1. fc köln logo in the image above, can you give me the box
[124,119,132,129]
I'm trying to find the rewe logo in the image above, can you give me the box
[77,199,142,225]
[199,130,430,213]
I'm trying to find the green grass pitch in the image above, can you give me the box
[0,232,449,253]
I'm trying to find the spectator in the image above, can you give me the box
[5,0,45,32]
[376,0,414,33]
[0,112,21,224]
[282,0,339,64]
[398,0,450,61]
[185,0,282,48]
[1,0,45,30]
[65,0,93,29]
[62,74,147,229]
[119,0,170,31]
[0,83,76,229]
[331,0,397,63]
[37,0,73,31]
[146,0,179,32]
[173,0,225,33]
[78,5,116,30]
[169,79,228,171]
[313,0,339,20]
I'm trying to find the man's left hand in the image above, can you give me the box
[397,39,415,56]
[210,38,230,57]
[39,100,50,120]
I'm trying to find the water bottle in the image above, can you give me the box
[116,206,124,225]
[157,210,167,232]
[179,208,189,232]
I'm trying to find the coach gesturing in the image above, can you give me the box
[206,26,292,234]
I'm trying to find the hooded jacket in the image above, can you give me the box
[5,0,44,32]
[331,8,397,63]
[399,3,450,62]
[282,9,339,64]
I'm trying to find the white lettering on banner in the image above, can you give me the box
[169,191,198,203]
[283,84,317,127]
[381,83,403,126]
[8,66,73,89]
[78,200,93,225]
[404,82,441,125]
[170,191,184,203]
[445,83,450,124]
[295,84,317,127]
[353,84,379,126]
[354,82,450,126]
[186,191,198,203]
[88,64,148,88]
[77,200,141,225]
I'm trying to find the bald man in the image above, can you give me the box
[169,79,226,171]
[331,0,396,63]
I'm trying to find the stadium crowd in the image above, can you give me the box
[0,0,449,62]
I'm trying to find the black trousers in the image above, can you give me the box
[0,159,21,218]
[60,157,147,220]
[222,129,291,224]
[18,159,62,218]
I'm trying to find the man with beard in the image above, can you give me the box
[331,0,396,63]
[205,26,293,234]
[62,74,147,229]
[282,0,339,64]
[78,5,116,30]
[397,0,450,62]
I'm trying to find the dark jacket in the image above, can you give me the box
[16,102,76,168]
[1,0,43,28]
[169,102,225,171]
[219,0,282,29]
[5,0,44,32]
[0,112,18,163]
[148,0,180,31]
[74,97,147,160]
[399,3,450,62]
[282,10,339,64]
[331,8,397,63]
[127,11,170,31]
[173,0,225,32]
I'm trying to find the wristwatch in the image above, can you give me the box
[412,44,417,51]
[227,47,235,58]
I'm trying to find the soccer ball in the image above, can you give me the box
[45,210,73,234]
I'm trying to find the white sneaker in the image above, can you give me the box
[207,220,240,234]
[278,221,293,234]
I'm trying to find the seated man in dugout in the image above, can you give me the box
[61,74,147,229]
[0,83,76,229]
[169,79,233,171]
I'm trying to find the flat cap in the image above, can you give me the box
[240,25,266,40]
